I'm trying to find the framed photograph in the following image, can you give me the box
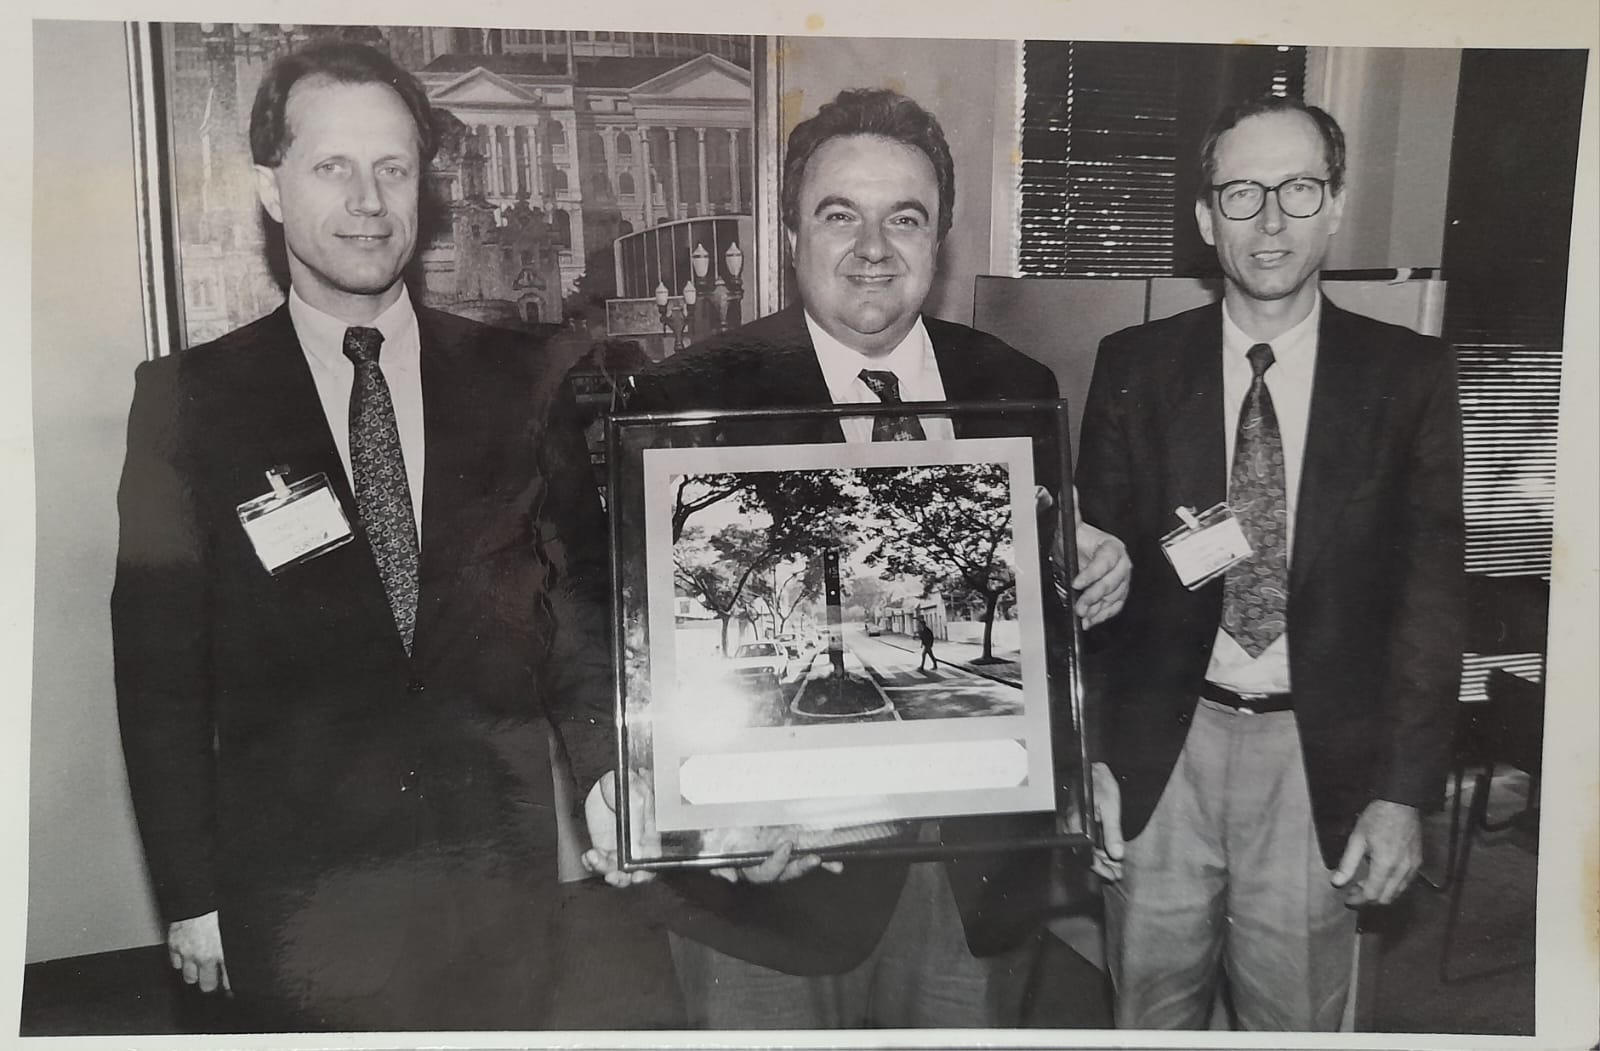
[607,401,1092,870]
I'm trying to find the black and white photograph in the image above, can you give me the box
[627,433,1061,857]
[11,0,1597,1045]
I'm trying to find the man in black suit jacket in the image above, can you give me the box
[1076,96,1463,1030]
[583,88,1130,1029]
[111,42,612,1030]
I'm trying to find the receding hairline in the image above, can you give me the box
[1201,104,1345,199]
[1218,110,1335,172]
[275,73,425,159]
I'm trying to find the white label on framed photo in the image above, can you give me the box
[677,739,1030,806]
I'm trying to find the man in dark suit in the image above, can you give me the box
[583,88,1130,1028]
[111,42,612,1030]
[1077,95,1464,1030]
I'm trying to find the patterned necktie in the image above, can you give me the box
[1220,342,1289,657]
[343,326,420,654]
[858,369,927,441]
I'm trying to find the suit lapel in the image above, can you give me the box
[756,306,832,398]
[1291,300,1377,591]
[230,306,406,659]
[411,310,480,663]
[931,329,982,440]
[1159,306,1228,518]
[759,346,840,435]
[236,308,355,508]
[726,306,845,444]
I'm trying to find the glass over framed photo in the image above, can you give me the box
[606,401,1093,870]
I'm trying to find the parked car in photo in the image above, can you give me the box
[775,633,802,659]
[727,641,789,682]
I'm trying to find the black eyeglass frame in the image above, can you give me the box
[1208,176,1331,221]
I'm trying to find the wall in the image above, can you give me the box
[775,35,1012,326]
[1311,47,1462,270]
[768,40,1461,322]
[28,19,164,961]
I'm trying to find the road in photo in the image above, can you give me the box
[841,625,1022,720]
[674,622,1020,733]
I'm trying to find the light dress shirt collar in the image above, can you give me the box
[287,286,425,537]
[803,312,953,442]
[289,286,419,374]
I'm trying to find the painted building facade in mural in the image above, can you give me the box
[162,23,754,347]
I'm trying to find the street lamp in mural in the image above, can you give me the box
[607,216,755,360]
[692,241,747,336]
[196,21,315,64]
[655,280,694,353]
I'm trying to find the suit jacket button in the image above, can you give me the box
[402,769,420,792]
[406,678,426,695]
[1177,711,1191,725]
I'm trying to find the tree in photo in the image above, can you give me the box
[748,558,824,639]
[673,523,771,657]
[858,463,1017,662]
[671,469,861,655]
[841,574,895,625]
[671,474,748,543]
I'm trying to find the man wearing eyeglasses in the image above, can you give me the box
[1076,96,1463,1030]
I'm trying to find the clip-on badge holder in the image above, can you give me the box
[1159,502,1253,590]
[237,467,354,575]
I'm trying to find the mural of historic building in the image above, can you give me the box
[415,48,754,309]
[159,23,754,345]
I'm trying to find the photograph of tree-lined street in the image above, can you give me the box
[665,460,1038,736]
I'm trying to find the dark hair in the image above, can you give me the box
[781,88,956,241]
[250,41,438,168]
[1196,95,1346,201]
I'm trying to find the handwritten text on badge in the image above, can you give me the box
[1160,503,1253,590]
[237,470,354,574]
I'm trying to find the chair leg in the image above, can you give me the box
[1421,761,1470,892]
[1439,765,1493,984]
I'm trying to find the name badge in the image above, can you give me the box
[237,469,353,575]
[1160,503,1252,590]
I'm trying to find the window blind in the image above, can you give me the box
[1019,42,1182,277]
[1019,41,1306,278]
[1451,308,1563,577]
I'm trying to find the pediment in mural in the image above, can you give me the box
[429,68,541,107]
[630,54,751,100]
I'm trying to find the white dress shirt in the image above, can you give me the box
[804,312,955,442]
[1204,297,1321,694]
[289,287,426,540]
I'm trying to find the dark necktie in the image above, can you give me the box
[1220,342,1289,657]
[858,369,927,441]
[343,325,421,654]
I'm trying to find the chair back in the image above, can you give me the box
[1464,574,1550,658]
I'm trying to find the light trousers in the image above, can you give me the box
[1103,697,1357,1031]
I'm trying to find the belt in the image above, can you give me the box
[1200,681,1293,714]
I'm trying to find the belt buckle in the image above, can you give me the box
[1235,691,1269,715]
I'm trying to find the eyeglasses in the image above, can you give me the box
[1209,177,1329,221]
